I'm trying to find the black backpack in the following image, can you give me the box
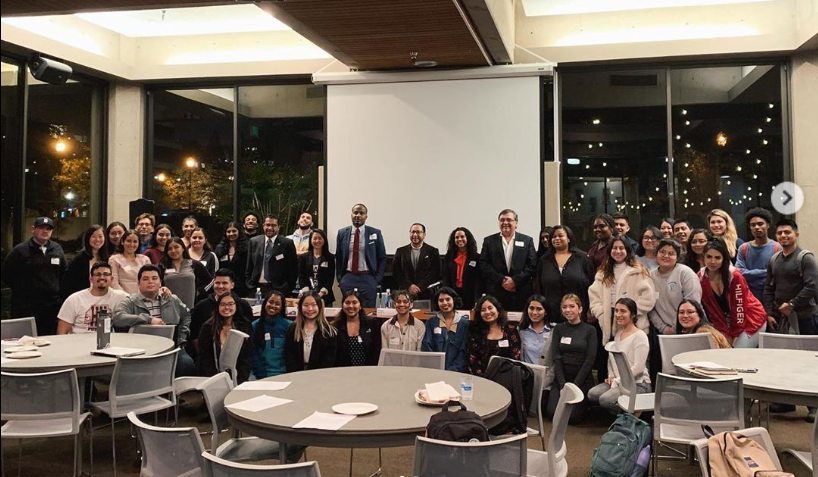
[484,357,534,435]
[426,401,489,442]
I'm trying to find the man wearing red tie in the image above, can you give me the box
[335,204,387,307]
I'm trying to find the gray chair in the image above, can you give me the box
[164,270,196,310]
[487,355,548,451]
[608,344,655,414]
[89,348,179,477]
[413,300,432,311]
[782,415,816,475]
[691,427,782,477]
[377,349,445,369]
[127,411,206,477]
[201,452,321,477]
[658,333,714,375]
[652,372,744,476]
[1,368,92,477]
[130,324,176,340]
[526,383,583,477]
[413,433,528,477]
[758,332,818,351]
[0,316,37,339]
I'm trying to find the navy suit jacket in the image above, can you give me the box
[335,225,387,284]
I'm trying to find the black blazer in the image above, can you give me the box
[479,232,537,311]
[246,235,298,294]
[298,253,336,305]
[60,250,93,301]
[284,322,338,372]
[197,317,254,384]
[391,243,441,300]
[334,315,382,367]
[441,251,482,310]
[534,250,595,323]
[214,244,249,296]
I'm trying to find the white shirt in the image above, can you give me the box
[501,233,516,273]
[347,225,369,273]
[258,235,277,284]
[58,288,129,333]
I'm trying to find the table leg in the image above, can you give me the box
[279,442,288,464]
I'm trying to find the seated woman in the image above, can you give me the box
[251,291,293,379]
[422,287,470,372]
[381,289,425,351]
[284,292,338,372]
[698,238,767,348]
[588,298,651,413]
[675,299,731,349]
[335,290,382,366]
[546,294,597,423]
[519,294,551,365]
[197,292,254,384]
[467,295,521,376]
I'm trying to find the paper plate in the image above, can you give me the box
[414,390,458,406]
[4,345,38,353]
[331,402,378,415]
[6,350,42,359]
[18,337,50,347]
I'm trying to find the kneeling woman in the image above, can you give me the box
[335,290,382,366]
[588,298,650,412]
[252,291,293,379]
[284,292,338,372]
[467,295,521,376]
[546,294,597,422]
[198,292,254,384]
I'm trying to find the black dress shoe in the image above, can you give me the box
[768,403,796,413]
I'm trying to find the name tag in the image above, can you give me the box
[220,255,229,261]
[264,332,271,341]
[357,336,363,343]
[390,337,400,345]
[165,269,177,275]
[434,327,442,334]
[498,339,509,348]
[560,337,572,345]
[369,233,377,240]
[468,260,477,267]
[123,265,133,271]
[320,262,329,268]
[275,254,284,261]
[199,260,207,266]
[51,257,60,265]
[515,241,525,247]
[506,312,522,322]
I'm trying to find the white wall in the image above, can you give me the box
[791,50,818,250]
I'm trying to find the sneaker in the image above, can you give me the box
[807,407,816,422]
[768,403,796,413]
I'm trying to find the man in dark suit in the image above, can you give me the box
[392,223,441,300]
[246,214,297,296]
[335,204,386,307]
[479,209,537,311]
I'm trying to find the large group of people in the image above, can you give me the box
[3,204,816,422]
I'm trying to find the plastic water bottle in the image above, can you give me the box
[255,287,263,305]
[385,289,392,308]
[460,376,474,401]
[630,445,651,477]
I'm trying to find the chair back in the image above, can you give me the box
[1,316,37,339]
[609,346,638,413]
[201,452,322,477]
[413,433,527,477]
[692,427,782,477]
[758,332,818,351]
[1,368,82,434]
[414,300,432,311]
[109,348,178,416]
[545,383,583,476]
[219,329,250,384]
[658,333,714,374]
[164,271,196,310]
[378,349,445,369]
[196,372,234,454]
[487,355,546,417]
[130,324,176,340]
[128,411,206,477]
[654,373,744,440]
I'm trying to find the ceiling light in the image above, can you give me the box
[410,52,437,68]
[592,119,601,125]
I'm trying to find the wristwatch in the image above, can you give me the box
[787,301,795,309]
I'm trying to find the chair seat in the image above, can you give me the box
[618,393,655,412]
[90,396,174,418]
[527,448,567,477]
[175,376,207,395]
[783,449,812,471]
[659,423,736,444]
[216,436,281,463]
[1,413,89,438]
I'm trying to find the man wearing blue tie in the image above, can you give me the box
[335,204,387,307]
[246,215,298,296]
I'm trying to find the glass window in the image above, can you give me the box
[237,84,325,234]
[148,89,235,239]
[560,69,669,249]
[1,59,22,318]
[670,65,785,235]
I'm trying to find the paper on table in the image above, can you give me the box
[425,381,460,402]
[680,361,732,371]
[251,305,262,315]
[293,411,356,430]
[225,394,293,412]
[235,381,291,391]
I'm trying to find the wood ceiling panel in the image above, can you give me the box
[1,0,231,17]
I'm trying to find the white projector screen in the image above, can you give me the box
[326,76,542,254]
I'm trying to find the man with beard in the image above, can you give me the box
[288,212,314,258]
[57,261,129,334]
[243,211,261,238]
[479,209,536,311]
[392,223,441,300]
[335,204,386,307]
[587,214,615,270]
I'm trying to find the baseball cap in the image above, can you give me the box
[33,217,55,228]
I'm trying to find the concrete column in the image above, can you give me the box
[106,83,144,225]
[790,51,818,249]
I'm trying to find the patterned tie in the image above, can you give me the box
[263,238,272,282]
[351,228,360,275]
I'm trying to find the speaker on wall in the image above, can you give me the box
[27,56,72,85]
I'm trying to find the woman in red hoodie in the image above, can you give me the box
[698,238,766,348]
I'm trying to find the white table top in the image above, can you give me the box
[225,366,511,448]
[672,348,818,406]
[1,333,175,377]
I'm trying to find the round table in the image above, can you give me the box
[225,367,511,457]
[1,333,176,377]
[672,348,818,406]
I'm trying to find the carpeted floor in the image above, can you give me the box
[3,392,813,477]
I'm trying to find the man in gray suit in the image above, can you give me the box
[246,214,298,296]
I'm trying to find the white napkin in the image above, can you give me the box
[234,381,291,391]
[425,381,460,402]
[225,394,293,412]
[293,411,356,430]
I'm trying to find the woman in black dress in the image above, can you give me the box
[214,222,249,297]
[335,290,381,366]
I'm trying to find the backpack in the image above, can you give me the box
[484,358,534,435]
[739,241,781,264]
[704,427,793,477]
[426,400,489,442]
[768,248,813,278]
[590,413,652,477]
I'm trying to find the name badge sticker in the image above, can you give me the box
[498,340,509,348]
[468,260,477,267]
[434,327,442,334]
[515,241,525,247]
[389,337,400,345]
[357,336,363,343]
[560,337,572,345]
[264,333,271,341]
[275,254,284,261]
[369,233,377,240]
[51,257,60,265]
[320,262,329,268]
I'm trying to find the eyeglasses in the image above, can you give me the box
[499,218,516,223]
[92,272,113,277]
[642,236,658,241]
[219,302,237,308]
[658,250,677,258]
[678,310,698,315]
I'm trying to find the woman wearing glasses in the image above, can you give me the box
[198,291,254,383]
[635,226,661,271]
